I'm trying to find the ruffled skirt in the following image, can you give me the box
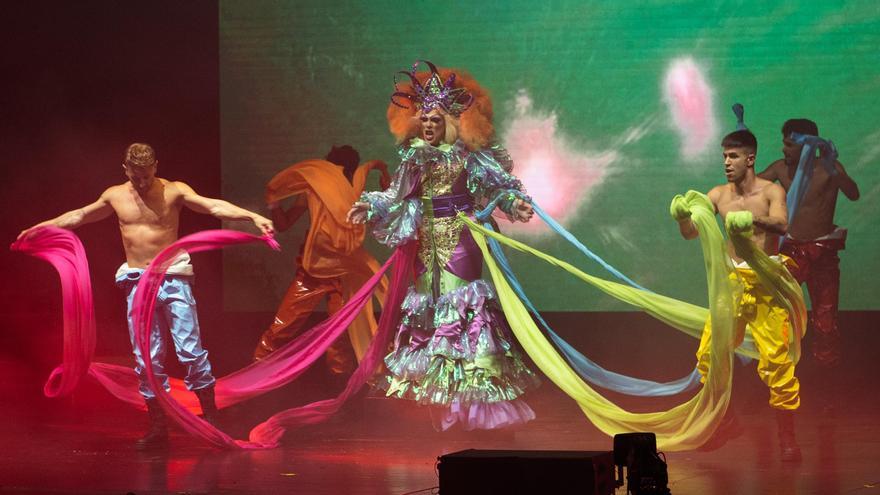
[380,279,539,430]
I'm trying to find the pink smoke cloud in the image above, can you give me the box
[501,91,615,236]
[663,58,717,160]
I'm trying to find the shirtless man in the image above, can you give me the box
[758,119,859,370]
[674,129,802,461]
[18,143,274,449]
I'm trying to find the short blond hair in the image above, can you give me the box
[124,143,157,168]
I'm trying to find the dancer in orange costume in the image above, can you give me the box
[254,146,390,377]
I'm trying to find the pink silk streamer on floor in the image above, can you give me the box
[11,226,96,398]
[12,226,415,449]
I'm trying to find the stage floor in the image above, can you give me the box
[1,356,878,495]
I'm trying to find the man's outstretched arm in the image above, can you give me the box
[176,182,274,235]
[671,188,721,240]
[671,193,698,240]
[17,192,114,240]
[676,216,699,240]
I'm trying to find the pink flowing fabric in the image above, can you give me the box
[11,227,207,411]
[11,226,96,398]
[13,226,415,449]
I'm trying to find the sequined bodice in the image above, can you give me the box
[417,153,472,290]
[361,139,524,295]
[420,153,467,197]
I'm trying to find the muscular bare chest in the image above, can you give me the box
[717,189,770,219]
[782,166,838,238]
[782,164,838,201]
[113,184,181,228]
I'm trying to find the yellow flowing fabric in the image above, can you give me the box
[725,211,807,365]
[265,159,390,360]
[460,190,740,450]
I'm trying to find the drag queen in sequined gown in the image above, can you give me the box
[348,61,539,431]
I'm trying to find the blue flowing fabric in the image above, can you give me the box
[732,103,747,130]
[533,203,650,291]
[474,197,702,397]
[784,132,838,246]
[475,199,647,291]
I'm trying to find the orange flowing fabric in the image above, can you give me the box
[265,159,390,359]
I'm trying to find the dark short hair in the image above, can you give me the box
[782,118,819,138]
[325,145,360,178]
[721,129,757,154]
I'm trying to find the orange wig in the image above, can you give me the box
[386,67,494,151]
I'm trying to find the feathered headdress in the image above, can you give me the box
[391,60,474,117]
[387,60,494,150]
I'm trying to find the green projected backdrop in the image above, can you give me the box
[220,1,879,312]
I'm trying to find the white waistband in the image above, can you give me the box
[115,252,193,278]
[734,254,781,270]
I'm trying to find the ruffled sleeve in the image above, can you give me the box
[488,143,514,172]
[358,146,423,247]
[466,145,529,216]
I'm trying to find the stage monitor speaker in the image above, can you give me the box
[437,449,615,495]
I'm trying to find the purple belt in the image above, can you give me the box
[423,193,473,218]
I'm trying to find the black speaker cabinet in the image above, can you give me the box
[438,449,615,494]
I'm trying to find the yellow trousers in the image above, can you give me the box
[697,266,800,410]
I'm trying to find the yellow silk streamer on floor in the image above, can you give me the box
[460,191,740,450]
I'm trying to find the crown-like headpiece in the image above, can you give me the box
[390,60,474,117]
